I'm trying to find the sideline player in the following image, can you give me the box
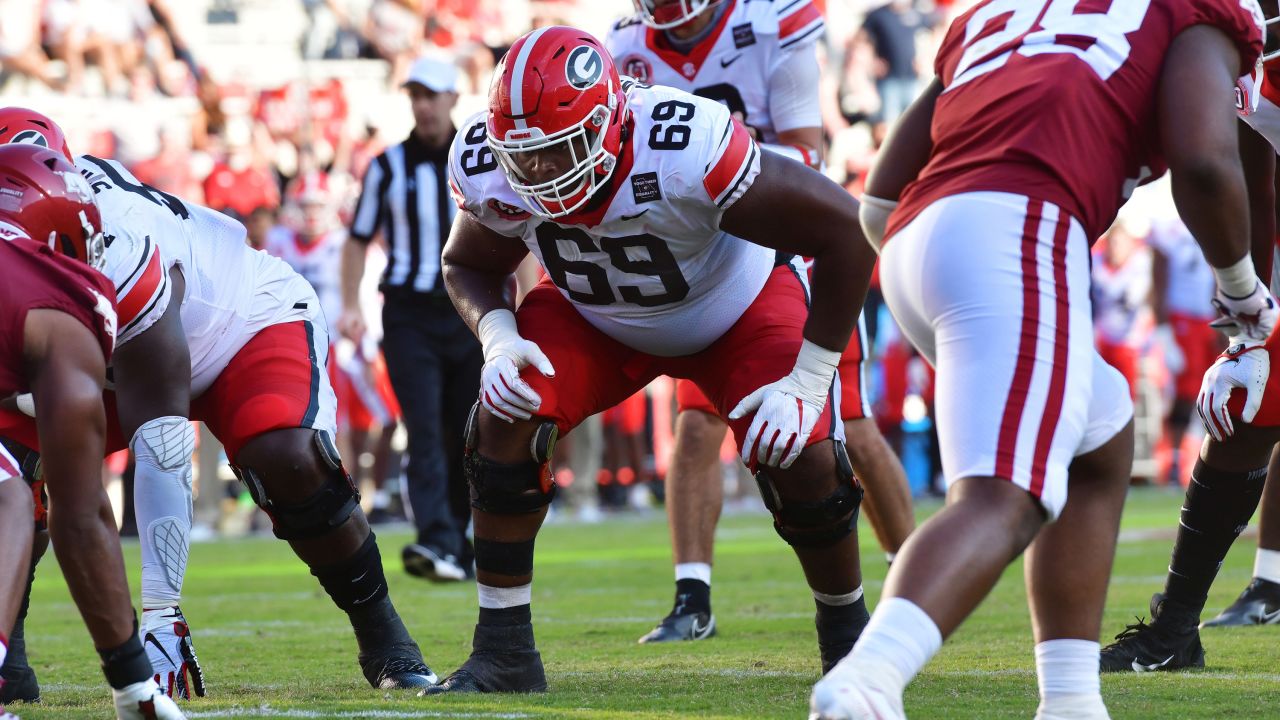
[0,146,185,719]
[1098,0,1280,670]
[607,0,915,644]
[0,114,437,696]
[426,26,877,693]
[811,0,1272,718]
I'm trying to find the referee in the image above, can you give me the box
[339,55,479,583]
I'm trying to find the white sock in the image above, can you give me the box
[1254,548,1280,584]
[132,417,195,608]
[845,597,942,687]
[814,586,864,606]
[675,562,712,586]
[1035,639,1101,703]
[478,582,532,609]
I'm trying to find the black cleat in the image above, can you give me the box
[1202,577,1280,627]
[0,616,39,704]
[362,653,438,690]
[420,623,547,695]
[1100,593,1204,673]
[637,611,716,644]
[402,544,467,583]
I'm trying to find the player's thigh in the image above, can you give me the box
[681,263,841,463]
[193,319,337,464]
[890,192,1096,520]
[511,279,656,435]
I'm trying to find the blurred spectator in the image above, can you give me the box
[1092,219,1154,398]
[131,122,204,202]
[858,0,931,128]
[0,0,59,88]
[366,0,423,86]
[203,122,281,220]
[244,206,278,251]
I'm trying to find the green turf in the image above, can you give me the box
[14,486,1280,719]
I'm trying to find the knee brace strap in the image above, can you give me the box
[232,431,359,541]
[464,402,557,514]
[755,440,863,548]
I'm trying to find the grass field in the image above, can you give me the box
[13,486,1280,719]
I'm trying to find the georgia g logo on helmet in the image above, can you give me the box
[9,129,50,149]
[566,46,604,90]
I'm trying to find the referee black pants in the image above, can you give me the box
[381,295,482,560]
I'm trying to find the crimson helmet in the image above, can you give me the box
[285,170,335,237]
[487,26,628,218]
[0,107,73,162]
[631,0,723,30]
[0,144,105,269]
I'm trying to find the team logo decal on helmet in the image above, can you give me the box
[9,129,50,148]
[621,56,652,84]
[566,46,604,90]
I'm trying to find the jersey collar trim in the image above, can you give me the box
[644,0,738,82]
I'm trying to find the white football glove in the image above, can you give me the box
[1198,343,1270,442]
[1211,278,1279,345]
[113,678,187,720]
[476,309,555,423]
[729,340,840,469]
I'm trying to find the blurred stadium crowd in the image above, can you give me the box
[0,0,1220,533]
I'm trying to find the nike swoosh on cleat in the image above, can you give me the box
[1261,607,1280,624]
[1131,655,1175,672]
[690,617,712,638]
[144,632,177,666]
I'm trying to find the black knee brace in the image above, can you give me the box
[755,439,863,548]
[464,402,558,514]
[232,430,360,541]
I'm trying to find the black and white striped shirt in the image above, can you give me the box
[350,130,457,295]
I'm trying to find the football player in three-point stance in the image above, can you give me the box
[812,0,1273,717]
[607,0,915,645]
[0,144,185,719]
[428,25,877,693]
[1099,0,1280,671]
[0,110,437,701]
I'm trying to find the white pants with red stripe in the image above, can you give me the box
[0,443,17,484]
[881,192,1132,520]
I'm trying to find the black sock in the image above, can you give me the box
[97,624,151,690]
[672,579,711,616]
[479,605,532,627]
[815,593,869,673]
[1164,460,1267,614]
[312,532,389,614]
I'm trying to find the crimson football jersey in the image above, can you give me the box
[889,0,1264,242]
[0,237,117,397]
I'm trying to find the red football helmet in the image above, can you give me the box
[487,26,629,218]
[631,0,723,30]
[0,144,105,269]
[0,107,73,162]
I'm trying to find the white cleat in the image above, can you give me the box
[113,678,188,719]
[810,664,907,720]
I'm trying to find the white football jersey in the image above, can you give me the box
[78,156,317,396]
[1091,247,1153,345]
[605,0,823,144]
[266,226,346,339]
[1146,219,1216,319]
[449,83,773,357]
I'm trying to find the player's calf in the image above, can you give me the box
[232,428,435,690]
[758,439,868,673]
[424,403,555,696]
